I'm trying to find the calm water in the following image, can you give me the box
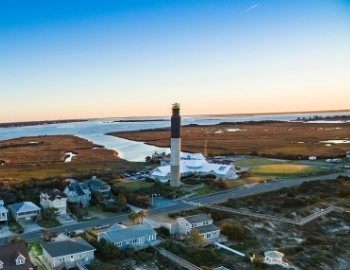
[1,111,349,161]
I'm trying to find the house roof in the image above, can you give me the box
[183,214,212,224]
[41,189,67,201]
[8,201,40,213]
[88,178,108,187]
[214,267,230,270]
[0,242,33,270]
[41,237,95,258]
[195,224,220,234]
[68,183,88,196]
[264,251,284,259]
[99,224,156,243]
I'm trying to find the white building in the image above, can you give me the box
[150,152,237,183]
[346,151,350,160]
[175,214,226,244]
[0,200,8,224]
[264,251,288,267]
[40,189,67,215]
[309,156,317,161]
[63,182,91,207]
[8,201,41,222]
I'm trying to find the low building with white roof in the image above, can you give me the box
[264,251,288,267]
[150,157,237,183]
[8,201,41,222]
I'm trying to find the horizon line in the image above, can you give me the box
[1,109,350,125]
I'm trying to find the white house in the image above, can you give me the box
[97,223,158,251]
[0,200,8,224]
[309,156,317,161]
[175,214,226,243]
[264,251,288,268]
[150,155,237,183]
[40,189,67,215]
[63,182,91,207]
[346,151,350,160]
[8,201,41,222]
[41,237,95,269]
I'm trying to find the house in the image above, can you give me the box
[97,223,158,251]
[346,151,350,160]
[309,156,317,161]
[0,241,34,270]
[40,189,67,215]
[175,214,226,243]
[41,237,95,269]
[0,200,8,224]
[8,202,41,222]
[63,182,91,207]
[150,154,237,183]
[264,251,288,268]
[87,177,111,199]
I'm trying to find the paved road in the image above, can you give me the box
[1,172,348,245]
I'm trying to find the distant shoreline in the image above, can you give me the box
[0,119,87,128]
[1,109,349,128]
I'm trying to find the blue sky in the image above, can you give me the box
[0,0,349,122]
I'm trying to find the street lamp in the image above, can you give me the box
[151,194,160,206]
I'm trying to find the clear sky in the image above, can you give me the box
[0,0,349,122]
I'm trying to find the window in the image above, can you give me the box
[132,239,138,244]
[17,258,25,265]
[117,242,122,247]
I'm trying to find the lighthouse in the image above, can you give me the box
[170,103,181,187]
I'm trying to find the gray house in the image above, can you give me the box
[63,183,91,207]
[8,201,41,222]
[98,223,158,250]
[41,237,95,269]
[0,200,8,224]
[176,214,226,243]
[87,177,111,199]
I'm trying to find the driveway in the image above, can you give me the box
[18,220,42,233]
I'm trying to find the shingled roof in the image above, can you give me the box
[183,214,212,224]
[99,224,156,243]
[0,242,33,270]
[41,189,67,201]
[41,237,95,258]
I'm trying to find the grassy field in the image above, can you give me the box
[112,179,154,191]
[110,122,350,158]
[235,157,341,180]
[0,135,148,181]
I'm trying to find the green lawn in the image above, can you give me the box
[235,157,338,180]
[8,219,24,233]
[195,185,217,196]
[112,179,154,191]
[37,219,61,228]
[87,204,117,217]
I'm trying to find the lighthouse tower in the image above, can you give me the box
[170,103,181,187]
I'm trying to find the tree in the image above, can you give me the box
[145,156,151,162]
[186,229,206,248]
[138,210,148,224]
[220,222,246,240]
[41,207,60,221]
[95,191,103,202]
[100,242,119,260]
[128,211,139,225]
[116,194,127,212]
